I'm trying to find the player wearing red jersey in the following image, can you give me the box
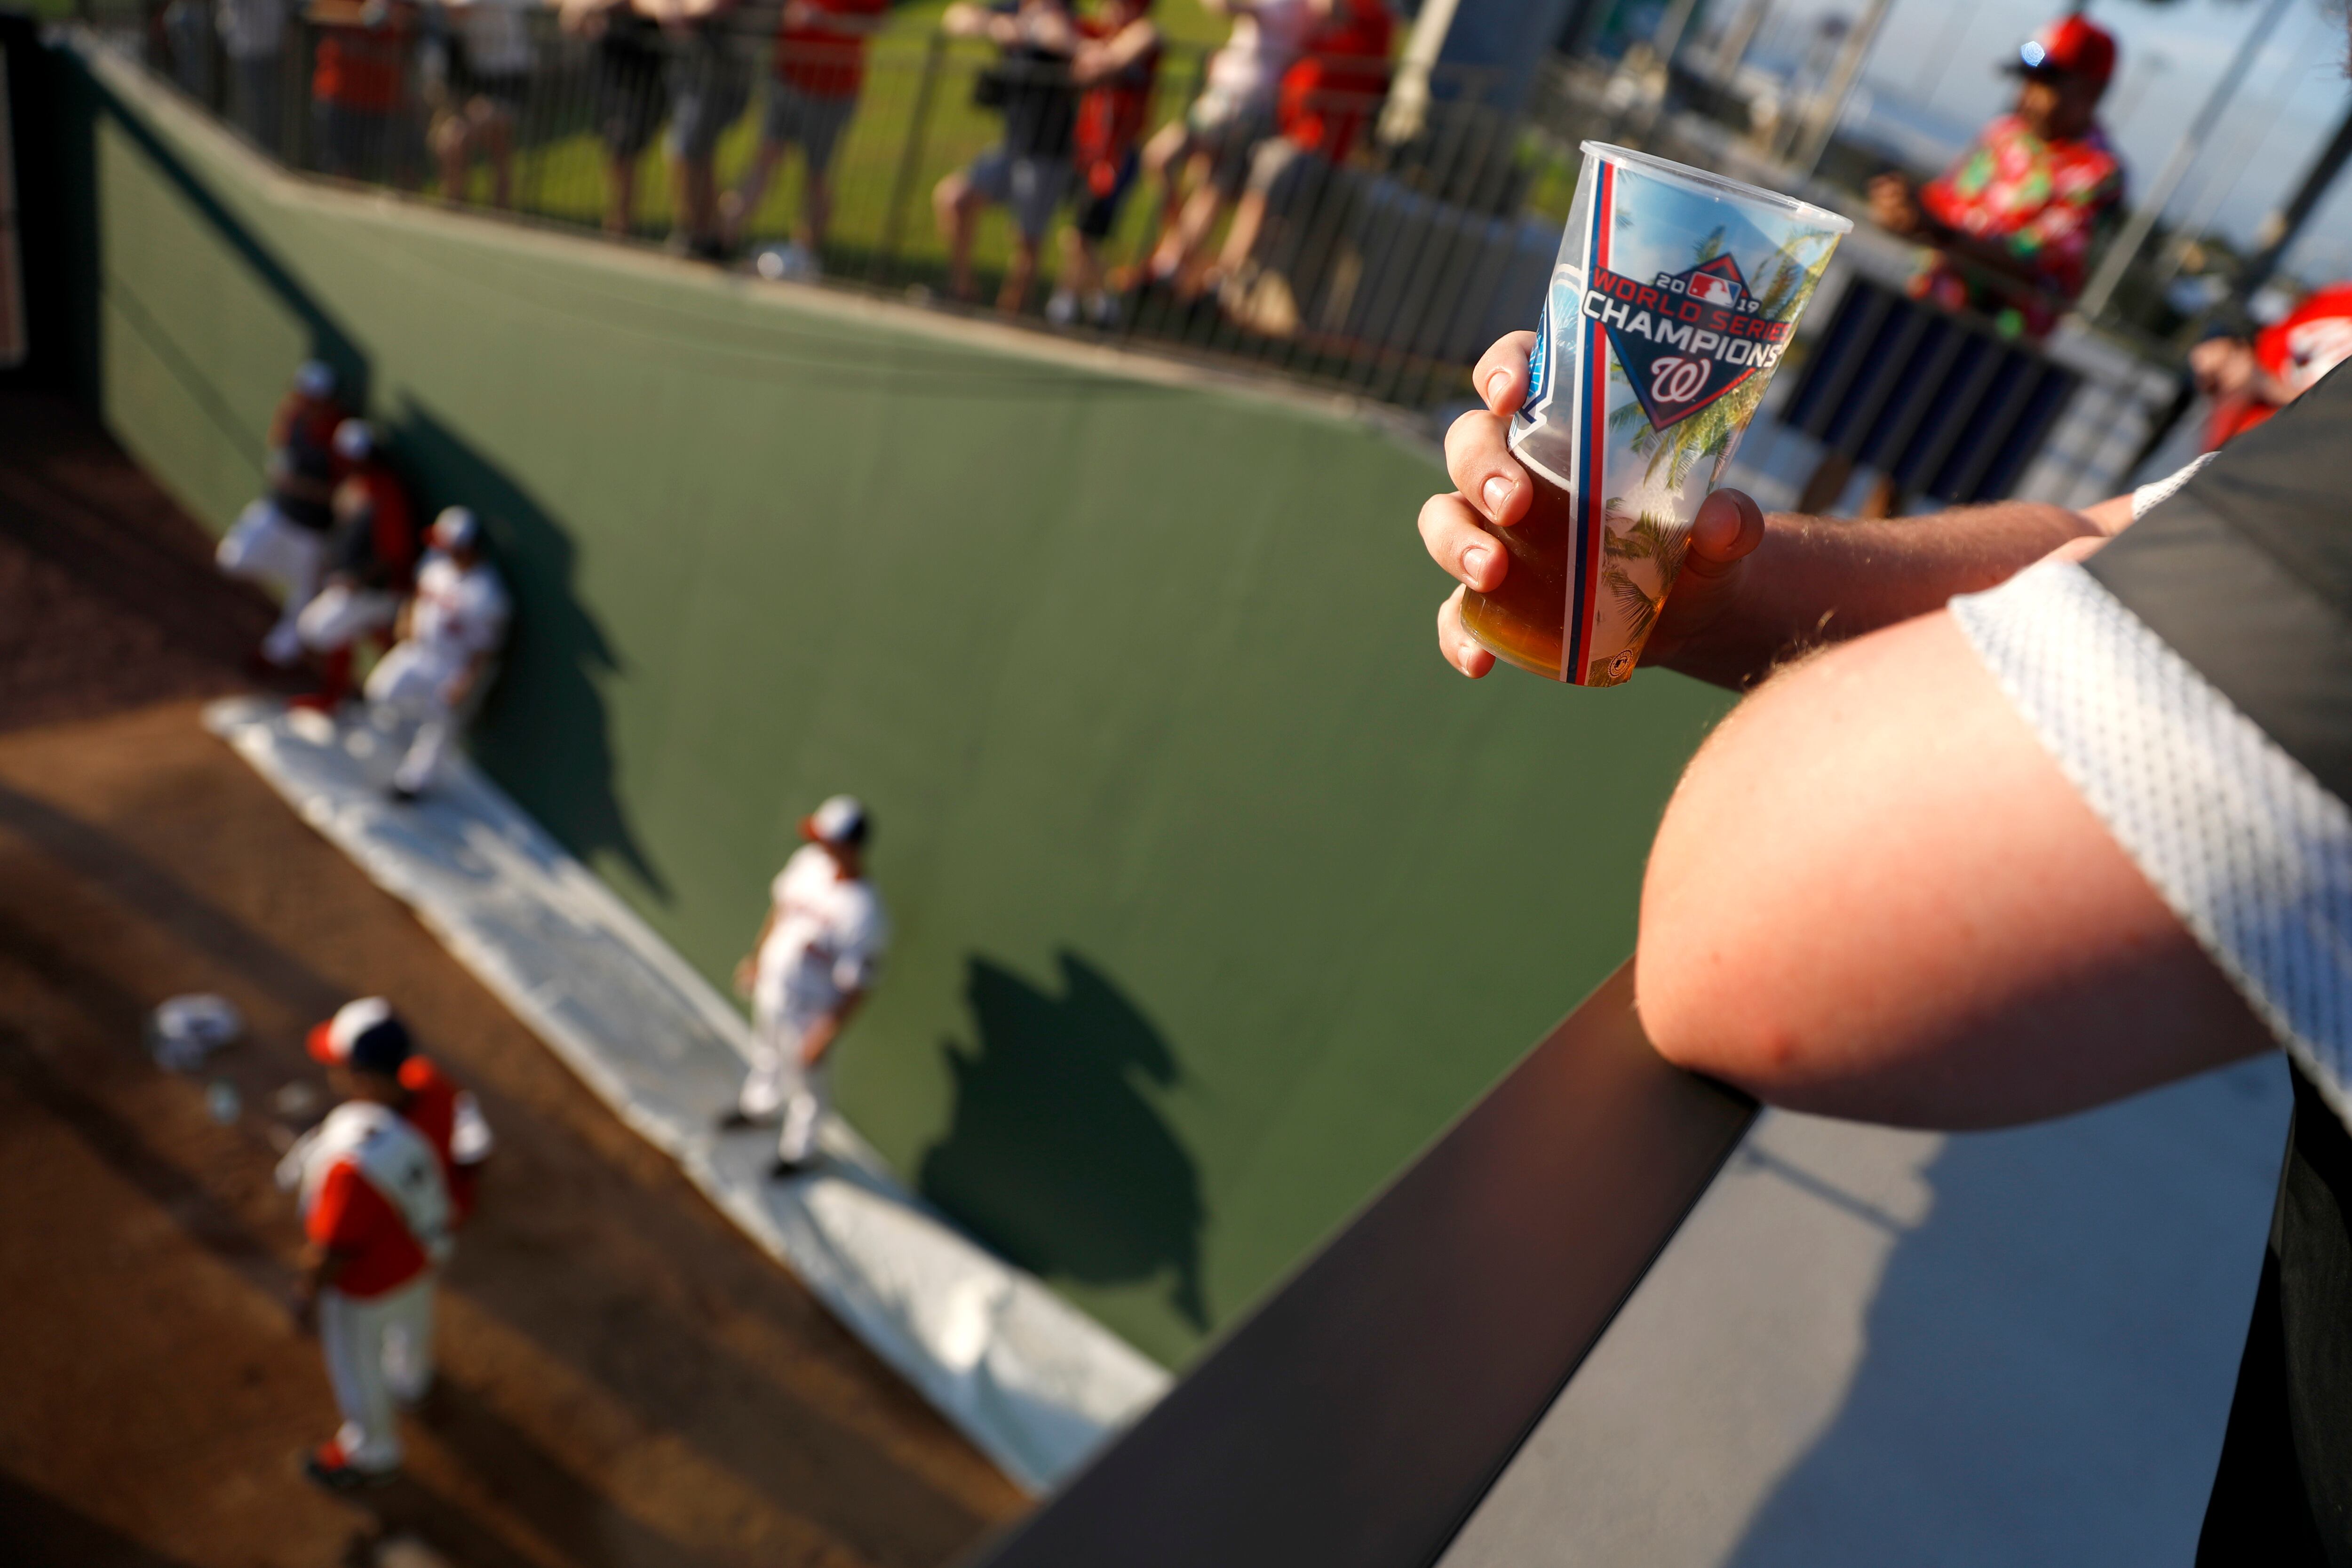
[279,998,492,1488]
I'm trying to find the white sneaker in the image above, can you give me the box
[754,242,822,282]
[1045,288,1079,326]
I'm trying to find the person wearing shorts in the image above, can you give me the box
[219,0,289,150]
[563,0,664,235]
[1208,0,1389,327]
[1047,0,1160,328]
[657,0,751,260]
[1133,0,1321,296]
[933,0,1078,313]
[720,0,887,269]
[309,0,421,186]
[430,0,534,209]
[218,359,347,670]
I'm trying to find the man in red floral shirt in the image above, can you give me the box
[1871,14,2125,342]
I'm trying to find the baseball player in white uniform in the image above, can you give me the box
[722,795,889,1178]
[365,506,509,802]
[278,1000,452,1489]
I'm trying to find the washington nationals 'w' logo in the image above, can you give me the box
[1584,253,1797,432]
[1649,355,1714,406]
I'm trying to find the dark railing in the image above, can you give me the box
[960,963,1756,1568]
[98,0,1556,410]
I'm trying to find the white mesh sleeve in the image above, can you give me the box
[2130,453,2218,524]
[1951,558,2352,1129]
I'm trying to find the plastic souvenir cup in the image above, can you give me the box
[1460,143,1851,685]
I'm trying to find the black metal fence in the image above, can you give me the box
[103,0,1559,409]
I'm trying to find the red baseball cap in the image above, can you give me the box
[2015,15,2117,87]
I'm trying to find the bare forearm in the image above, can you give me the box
[1661,501,2099,689]
[1639,612,2272,1127]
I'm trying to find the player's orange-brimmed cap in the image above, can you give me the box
[2015,14,2117,86]
[798,794,870,847]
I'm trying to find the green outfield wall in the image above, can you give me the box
[54,42,1736,1367]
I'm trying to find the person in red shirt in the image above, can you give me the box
[1206,0,1391,327]
[283,997,491,1488]
[307,0,420,184]
[218,360,349,670]
[1045,0,1163,328]
[1796,15,2124,518]
[719,0,889,269]
[1871,14,2125,343]
[2190,282,2352,450]
[292,420,419,713]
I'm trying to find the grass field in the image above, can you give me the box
[92,0,1570,394]
[490,20,1211,295]
[444,0,1268,299]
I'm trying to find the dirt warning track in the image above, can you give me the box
[0,392,1024,1567]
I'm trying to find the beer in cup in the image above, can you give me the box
[1461,144,1851,684]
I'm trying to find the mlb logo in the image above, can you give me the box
[1689,270,1738,307]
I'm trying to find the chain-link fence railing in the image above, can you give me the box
[99,0,1564,410]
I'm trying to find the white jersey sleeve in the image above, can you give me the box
[1952,557,2352,1127]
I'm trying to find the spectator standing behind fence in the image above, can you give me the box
[641,0,750,260]
[309,0,421,185]
[219,360,348,671]
[428,0,538,209]
[718,0,888,275]
[2191,282,2352,451]
[1132,0,1323,302]
[293,420,420,714]
[1044,0,1160,329]
[559,0,666,236]
[934,0,1079,314]
[1799,14,2124,517]
[1207,0,1389,334]
[220,0,290,147]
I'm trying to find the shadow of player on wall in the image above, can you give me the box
[62,59,370,483]
[920,952,1208,1332]
[383,405,668,901]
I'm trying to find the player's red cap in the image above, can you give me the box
[2015,15,2116,87]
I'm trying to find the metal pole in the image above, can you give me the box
[2150,35,2310,295]
[2237,92,2352,299]
[1377,0,1462,145]
[2103,50,2167,133]
[2116,92,2352,486]
[1908,0,1978,108]
[1789,0,1896,182]
[1649,0,1704,75]
[2075,0,2296,322]
[870,29,945,287]
[1709,0,1773,82]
